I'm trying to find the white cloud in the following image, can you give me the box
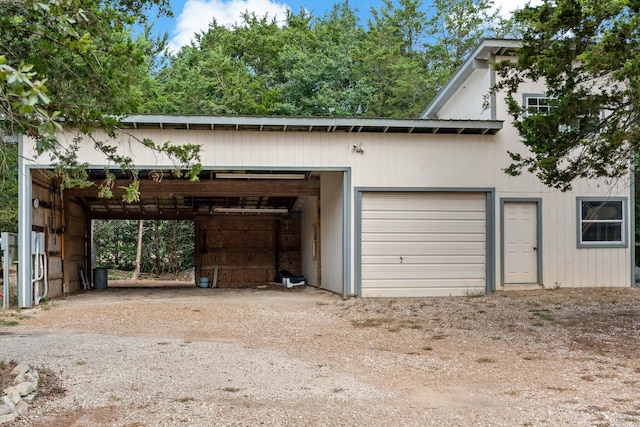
[168,0,290,52]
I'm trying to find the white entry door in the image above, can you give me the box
[503,201,539,284]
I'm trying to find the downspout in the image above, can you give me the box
[17,134,33,308]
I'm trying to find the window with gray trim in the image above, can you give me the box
[523,94,604,134]
[578,198,626,247]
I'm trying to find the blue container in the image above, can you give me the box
[199,277,209,288]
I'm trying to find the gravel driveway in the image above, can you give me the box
[1,286,640,426]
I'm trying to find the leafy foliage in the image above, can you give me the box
[494,0,640,190]
[0,0,201,201]
[94,219,194,274]
[425,0,505,90]
[0,143,18,232]
[143,0,509,119]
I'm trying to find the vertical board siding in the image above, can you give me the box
[196,216,301,287]
[361,192,486,297]
[437,68,492,120]
[320,171,344,294]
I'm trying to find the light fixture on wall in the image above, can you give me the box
[353,143,364,153]
[214,207,289,214]
[215,173,305,180]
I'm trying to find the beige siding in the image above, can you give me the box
[361,192,486,297]
[320,172,344,294]
[436,68,492,120]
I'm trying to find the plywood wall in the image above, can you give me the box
[31,172,64,297]
[30,171,87,298]
[64,196,87,293]
[196,216,301,287]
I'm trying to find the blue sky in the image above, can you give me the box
[151,0,535,53]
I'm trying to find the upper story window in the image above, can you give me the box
[577,197,627,248]
[523,94,603,135]
[524,94,550,114]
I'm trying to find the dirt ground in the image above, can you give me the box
[1,285,640,426]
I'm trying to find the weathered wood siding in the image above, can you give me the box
[31,174,63,297]
[30,172,88,298]
[65,197,87,293]
[195,216,300,287]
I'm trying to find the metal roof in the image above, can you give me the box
[120,114,502,135]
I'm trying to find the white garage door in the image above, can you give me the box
[361,192,486,297]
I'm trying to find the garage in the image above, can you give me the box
[358,191,490,297]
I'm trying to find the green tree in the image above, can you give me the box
[278,2,373,116]
[148,0,509,119]
[493,0,640,191]
[425,0,504,92]
[144,11,291,115]
[360,0,434,118]
[94,219,194,274]
[0,0,201,200]
[0,142,18,232]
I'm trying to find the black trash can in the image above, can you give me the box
[93,268,108,290]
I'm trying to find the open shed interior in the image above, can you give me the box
[30,168,325,295]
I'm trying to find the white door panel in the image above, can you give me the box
[504,202,538,284]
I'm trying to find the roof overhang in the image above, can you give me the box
[420,39,522,119]
[120,115,503,135]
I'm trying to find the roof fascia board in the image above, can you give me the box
[420,39,522,119]
[119,115,502,133]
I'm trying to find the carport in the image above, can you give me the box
[71,168,323,288]
[17,115,362,307]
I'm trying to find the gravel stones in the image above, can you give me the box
[1,286,640,426]
[0,364,38,424]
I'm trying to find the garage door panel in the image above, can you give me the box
[363,278,485,287]
[362,242,485,256]
[362,282,484,298]
[362,210,484,221]
[362,220,485,234]
[362,265,485,280]
[361,192,487,297]
[362,255,485,264]
[364,194,485,210]
[362,233,485,243]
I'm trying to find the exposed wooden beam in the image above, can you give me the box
[90,211,199,220]
[66,180,320,198]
